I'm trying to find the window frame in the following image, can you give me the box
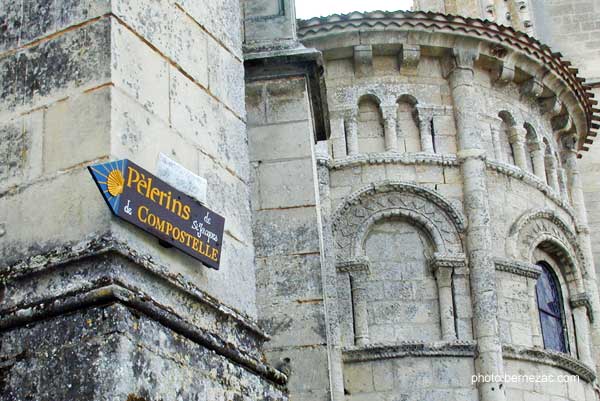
[535,260,569,353]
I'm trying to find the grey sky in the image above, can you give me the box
[295,0,414,19]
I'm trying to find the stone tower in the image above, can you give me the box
[0,1,285,400]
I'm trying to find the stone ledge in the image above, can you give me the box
[485,160,580,228]
[502,344,596,383]
[323,152,460,170]
[0,282,287,386]
[342,340,476,363]
[494,258,542,279]
[0,234,269,341]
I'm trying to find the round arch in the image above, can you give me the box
[332,181,465,262]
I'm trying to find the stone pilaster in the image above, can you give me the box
[445,45,506,401]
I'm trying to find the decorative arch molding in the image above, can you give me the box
[506,208,587,284]
[332,181,466,261]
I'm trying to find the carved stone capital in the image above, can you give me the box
[508,127,526,144]
[430,253,467,271]
[452,45,479,70]
[570,293,593,322]
[344,108,358,122]
[381,105,397,121]
[494,258,542,279]
[545,153,557,167]
[416,105,434,122]
[336,257,371,275]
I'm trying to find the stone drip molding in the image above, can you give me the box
[342,340,476,363]
[507,209,588,279]
[486,160,580,227]
[298,10,599,151]
[494,257,542,279]
[316,152,580,230]
[0,234,269,340]
[502,344,596,383]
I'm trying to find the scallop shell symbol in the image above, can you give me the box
[107,169,124,197]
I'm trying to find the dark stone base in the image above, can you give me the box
[0,303,287,401]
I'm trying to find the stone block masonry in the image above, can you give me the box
[0,1,287,400]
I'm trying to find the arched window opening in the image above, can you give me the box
[357,95,385,153]
[396,95,420,153]
[535,261,568,353]
[498,111,516,165]
[524,123,537,174]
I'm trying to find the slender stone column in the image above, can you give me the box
[558,166,570,201]
[382,106,398,152]
[527,277,544,347]
[350,273,370,346]
[545,154,560,192]
[509,128,527,170]
[531,142,546,180]
[417,107,435,153]
[433,262,457,340]
[446,46,506,401]
[572,303,594,367]
[490,126,504,163]
[345,109,359,156]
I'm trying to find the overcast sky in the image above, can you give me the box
[295,0,414,19]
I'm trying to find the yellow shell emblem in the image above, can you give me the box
[107,169,124,197]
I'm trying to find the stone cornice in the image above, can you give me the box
[494,257,542,279]
[244,46,330,141]
[297,10,598,153]
[502,344,596,383]
[342,340,476,362]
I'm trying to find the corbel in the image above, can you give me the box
[399,44,421,72]
[354,45,373,78]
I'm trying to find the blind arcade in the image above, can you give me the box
[88,159,225,269]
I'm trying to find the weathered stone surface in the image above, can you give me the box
[1,304,286,401]
[44,87,111,173]
[0,18,111,116]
